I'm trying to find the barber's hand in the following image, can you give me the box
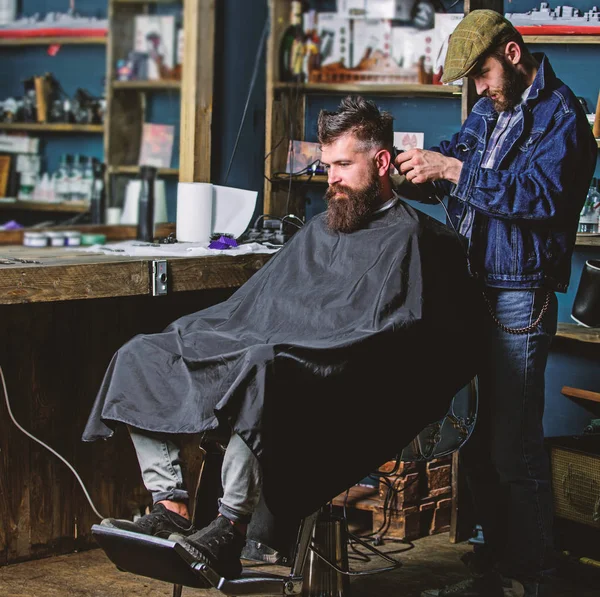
[395,149,462,185]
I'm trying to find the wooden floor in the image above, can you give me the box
[0,533,598,597]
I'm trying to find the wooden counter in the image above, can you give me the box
[0,245,271,304]
[0,246,271,565]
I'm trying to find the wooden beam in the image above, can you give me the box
[561,386,600,404]
[179,0,215,183]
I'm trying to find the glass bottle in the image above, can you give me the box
[279,0,304,82]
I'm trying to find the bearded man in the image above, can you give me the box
[83,95,483,583]
[393,11,598,597]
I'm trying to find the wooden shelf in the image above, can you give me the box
[522,35,600,45]
[271,173,327,184]
[112,80,181,91]
[109,165,179,176]
[113,0,180,3]
[330,485,381,512]
[0,123,103,133]
[561,386,600,404]
[576,233,600,248]
[273,82,462,97]
[0,200,89,213]
[556,322,600,345]
[0,36,106,46]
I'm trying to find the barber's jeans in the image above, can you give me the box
[129,428,262,524]
[460,288,557,583]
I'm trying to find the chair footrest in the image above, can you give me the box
[91,525,302,595]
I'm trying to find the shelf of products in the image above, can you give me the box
[0,36,107,46]
[523,35,600,45]
[575,233,600,247]
[111,79,181,91]
[113,0,181,4]
[0,200,89,213]
[0,123,103,133]
[273,82,462,97]
[556,322,600,344]
[109,165,179,176]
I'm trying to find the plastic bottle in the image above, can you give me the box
[137,165,157,242]
[53,155,70,202]
[69,153,83,202]
[578,179,599,233]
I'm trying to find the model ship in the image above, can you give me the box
[505,3,600,35]
[0,12,108,38]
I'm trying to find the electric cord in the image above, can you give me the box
[224,17,270,185]
[0,363,105,520]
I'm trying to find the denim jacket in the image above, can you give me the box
[434,54,597,292]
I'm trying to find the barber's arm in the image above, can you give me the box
[449,114,596,221]
[392,129,466,202]
[397,113,596,222]
[396,149,463,185]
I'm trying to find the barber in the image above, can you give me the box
[396,11,598,597]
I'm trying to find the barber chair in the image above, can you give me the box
[93,378,477,596]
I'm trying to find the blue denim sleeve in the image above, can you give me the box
[452,110,597,221]
[427,129,464,199]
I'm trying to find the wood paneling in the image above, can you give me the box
[0,288,237,565]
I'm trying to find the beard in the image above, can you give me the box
[325,167,381,233]
[487,56,528,112]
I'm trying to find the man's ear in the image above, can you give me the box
[505,41,521,66]
[375,149,391,176]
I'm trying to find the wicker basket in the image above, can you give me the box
[549,436,600,529]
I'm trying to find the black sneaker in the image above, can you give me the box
[100,503,195,539]
[421,570,504,597]
[169,516,245,580]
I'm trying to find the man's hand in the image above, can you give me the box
[395,149,462,184]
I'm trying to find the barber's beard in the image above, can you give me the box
[489,57,527,112]
[325,169,381,233]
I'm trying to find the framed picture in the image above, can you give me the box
[138,123,175,168]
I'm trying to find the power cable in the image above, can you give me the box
[0,364,105,520]
[224,17,270,185]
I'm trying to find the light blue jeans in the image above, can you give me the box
[460,288,558,584]
[129,428,262,524]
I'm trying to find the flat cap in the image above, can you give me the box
[442,10,517,84]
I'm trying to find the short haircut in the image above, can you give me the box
[317,95,394,153]
[475,28,530,72]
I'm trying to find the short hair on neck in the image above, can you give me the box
[317,95,394,153]
[474,29,532,73]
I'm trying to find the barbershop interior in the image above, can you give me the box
[2,1,600,596]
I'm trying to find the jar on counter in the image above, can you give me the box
[46,231,66,247]
[63,231,82,247]
[23,231,48,248]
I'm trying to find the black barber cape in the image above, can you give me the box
[83,199,483,518]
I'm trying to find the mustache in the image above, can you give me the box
[325,184,351,199]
